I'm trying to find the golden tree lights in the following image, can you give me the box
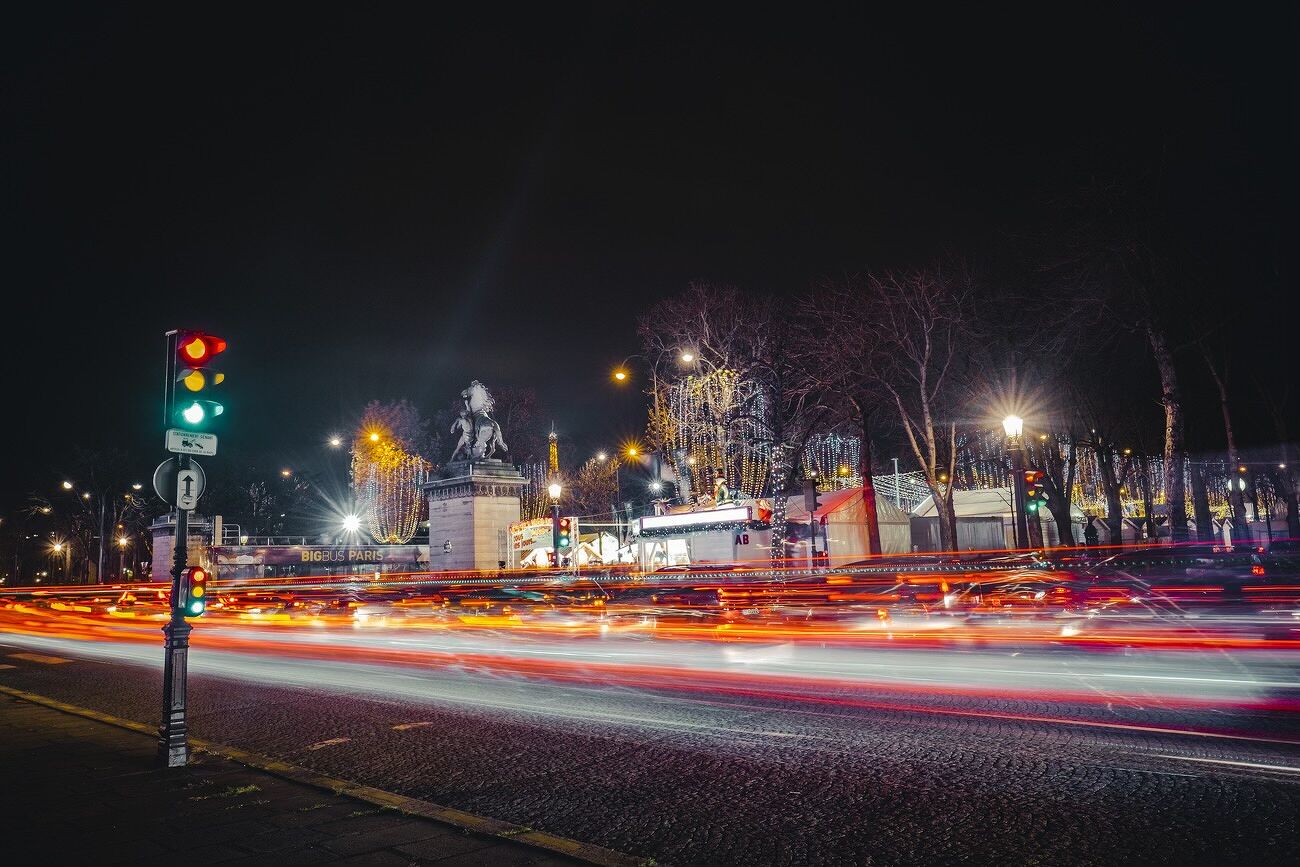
[668,369,770,500]
[351,425,429,544]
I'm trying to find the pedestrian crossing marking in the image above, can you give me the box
[7,653,71,665]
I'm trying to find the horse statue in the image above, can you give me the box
[471,415,507,459]
[462,380,495,416]
[448,380,508,462]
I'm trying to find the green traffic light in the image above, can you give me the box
[175,400,224,429]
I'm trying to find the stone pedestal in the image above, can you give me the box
[424,460,527,571]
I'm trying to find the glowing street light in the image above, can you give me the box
[280,469,292,478]
[547,482,563,500]
[81,492,90,500]
[680,351,695,364]
[341,514,361,533]
[117,537,129,548]
[649,480,663,493]
[597,452,608,462]
[328,436,342,448]
[131,482,142,491]
[1001,415,1023,438]
[62,481,73,490]
[369,432,380,442]
[612,369,628,382]
[626,446,639,457]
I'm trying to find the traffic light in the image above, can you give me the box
[803,477,822,513]
[1023,470,1047,512]
[171,331,227,431]
[177,566,208,616]
[557,517,573,550]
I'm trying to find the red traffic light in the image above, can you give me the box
[180,566,208,616]
[177,332,227,366]
[1023,470,1043,485]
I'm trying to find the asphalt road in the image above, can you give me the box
[2,630,1298,866]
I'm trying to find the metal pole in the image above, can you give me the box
[158,456,192,767]
[1008,438,1029,550]
[96,492,107,584]
[550,501,561,569]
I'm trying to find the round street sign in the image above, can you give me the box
[153,457,207,510]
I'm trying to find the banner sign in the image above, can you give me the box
[213,545,428,567]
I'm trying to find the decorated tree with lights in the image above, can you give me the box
[351,400,432,544]
[639,283,826,565]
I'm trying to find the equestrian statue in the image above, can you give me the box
[448,380,508,462]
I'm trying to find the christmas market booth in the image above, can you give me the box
[631,486,907,570]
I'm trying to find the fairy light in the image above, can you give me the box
[669,369,771,500]
[351,425,428,544]
[803,433,861,489]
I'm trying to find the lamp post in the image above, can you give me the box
[1003,416,1030,550]
[548,482,562,568]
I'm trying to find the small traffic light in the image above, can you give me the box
[803,477,822,513]
[171,331,227,431]
[1023,470,1047,512]
[178,566,208,616]
[557,517,572,549]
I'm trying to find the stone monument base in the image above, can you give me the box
[424,459,526,571]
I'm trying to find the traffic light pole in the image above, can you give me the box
[1008,437,1029,550]
[551,502,561,568]
[158,454,193,768]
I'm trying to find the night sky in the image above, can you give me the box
[1,5,1293,512]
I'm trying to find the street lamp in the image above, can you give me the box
[280,469,292,478]
[62,481,73,490]
[547,483,563,568]
[328,436,342,448]
[597,452,608,462]
[341,514,361,533]
[612,369,628,383]
[680,351,695,364]
[1001,415,1023,438]
[131,482,142,491]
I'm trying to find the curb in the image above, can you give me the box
[0,684,652,867]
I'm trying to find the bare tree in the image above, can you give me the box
[1201,344,1250,540]
[1041,175,1196,543]
[638,284,827,565]
[569,456,620,519]
[804,276,891,554]
[864,266,973,551]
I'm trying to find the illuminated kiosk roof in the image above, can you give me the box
[638,506,753,536]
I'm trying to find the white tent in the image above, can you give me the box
[913,487,1085,547]
[785,486,913,557]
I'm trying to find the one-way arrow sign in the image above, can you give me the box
[153,457,207,511]
[176,468,203,510]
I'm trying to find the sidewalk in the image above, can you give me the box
[0,693,605,866]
